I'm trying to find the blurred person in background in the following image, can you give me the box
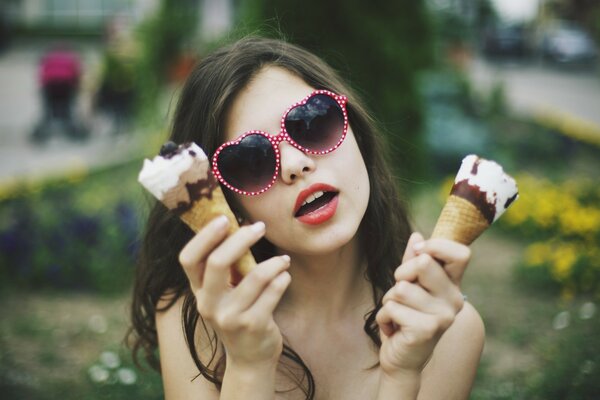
[129,37,484,400]
[95,52,136,134]
[93,13,138,135]
[32,44,87,142]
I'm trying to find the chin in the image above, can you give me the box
[287,218,362,256]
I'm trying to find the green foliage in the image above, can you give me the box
[134,0,199,123]
[238,0,435,179]
[526,303,600,399]
[486,81,507,117]
[432,9,471,45]
[0,162,145,294]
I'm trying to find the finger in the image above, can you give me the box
[402,232,425,264]
[228,255,291,312]
[396,254,465,312]
[376,301,424,337]
[414,238,471,285]
[377,301,453,344]
[203,221,266,298]
[244,270,292,322]
[382,280,439,312]
[395,253,448,294]
[178,215,230,290]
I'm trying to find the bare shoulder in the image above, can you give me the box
[419,302,485,400]
[155,293,222,400]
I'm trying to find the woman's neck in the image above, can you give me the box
[277,235,373,324]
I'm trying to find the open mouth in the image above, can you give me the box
[294,191,339,218]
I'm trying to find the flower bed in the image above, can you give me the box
[501,175,600,299]
[0,161,146,294]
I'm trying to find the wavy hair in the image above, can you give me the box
[127,36,412,398]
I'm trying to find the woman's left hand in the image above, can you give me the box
[376,232,471,379]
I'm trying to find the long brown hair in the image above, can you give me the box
[128,36,412,398]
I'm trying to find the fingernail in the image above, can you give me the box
[413,241,425,251]
[281,255,291,263]
[214,215,229,228]
[250,221,266,233]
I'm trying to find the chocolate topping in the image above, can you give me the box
[159,141,199,159]
[451,180,496,224]
[159,141,179,157]
[505,193,518,209]
[471,158,480,174]
[174,173,219,214]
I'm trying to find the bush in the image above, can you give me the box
[0,162,145,294]
[133,0,199,123]
[499,174,600,298]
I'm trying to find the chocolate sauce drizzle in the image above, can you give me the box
[451,180,496,224]
[174,173,219,214]
[471,158,480,174]
[505,193,518,209]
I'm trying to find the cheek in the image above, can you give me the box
[340,133,370,197]
[235,194,285,225]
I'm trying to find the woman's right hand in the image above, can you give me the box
[178,215,291,369]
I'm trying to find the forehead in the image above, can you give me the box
[224,66,314,141]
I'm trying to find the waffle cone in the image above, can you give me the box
[180,185,256,278]
[431,195,490,245]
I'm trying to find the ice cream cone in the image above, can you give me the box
[431,195,490,245]
[138,141,257,283]
[180,184,255,276]
[431,155,518,246]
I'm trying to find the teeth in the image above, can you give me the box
[301,191,325,207]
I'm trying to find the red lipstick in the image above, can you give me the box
[293,183,339,225]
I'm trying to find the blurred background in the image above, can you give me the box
[1,0,599,398]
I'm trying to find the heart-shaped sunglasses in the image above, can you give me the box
[212,90,348,196]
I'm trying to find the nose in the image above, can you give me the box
[278,141,316,184]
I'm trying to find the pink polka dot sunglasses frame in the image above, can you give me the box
[211,90,348,196]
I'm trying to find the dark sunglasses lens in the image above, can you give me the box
[217,134,276,193]
[285,94,344,151]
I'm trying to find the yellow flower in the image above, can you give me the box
[560,207,600,238]
[533,197,557,228]
[524,242,549,266]
[550,244,579,282]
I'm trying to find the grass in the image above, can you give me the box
[0,290,164,399]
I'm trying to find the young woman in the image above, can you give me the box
[129,37,484,399]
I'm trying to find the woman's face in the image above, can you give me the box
[223,66,370,256]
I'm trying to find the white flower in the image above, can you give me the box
[579,302,596,320]
[100,351,121,369]
[88,365,109,383]
[552,311,570,330]
[88,314,108,334]
[117,368,138,385]
[580,360,595,375]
